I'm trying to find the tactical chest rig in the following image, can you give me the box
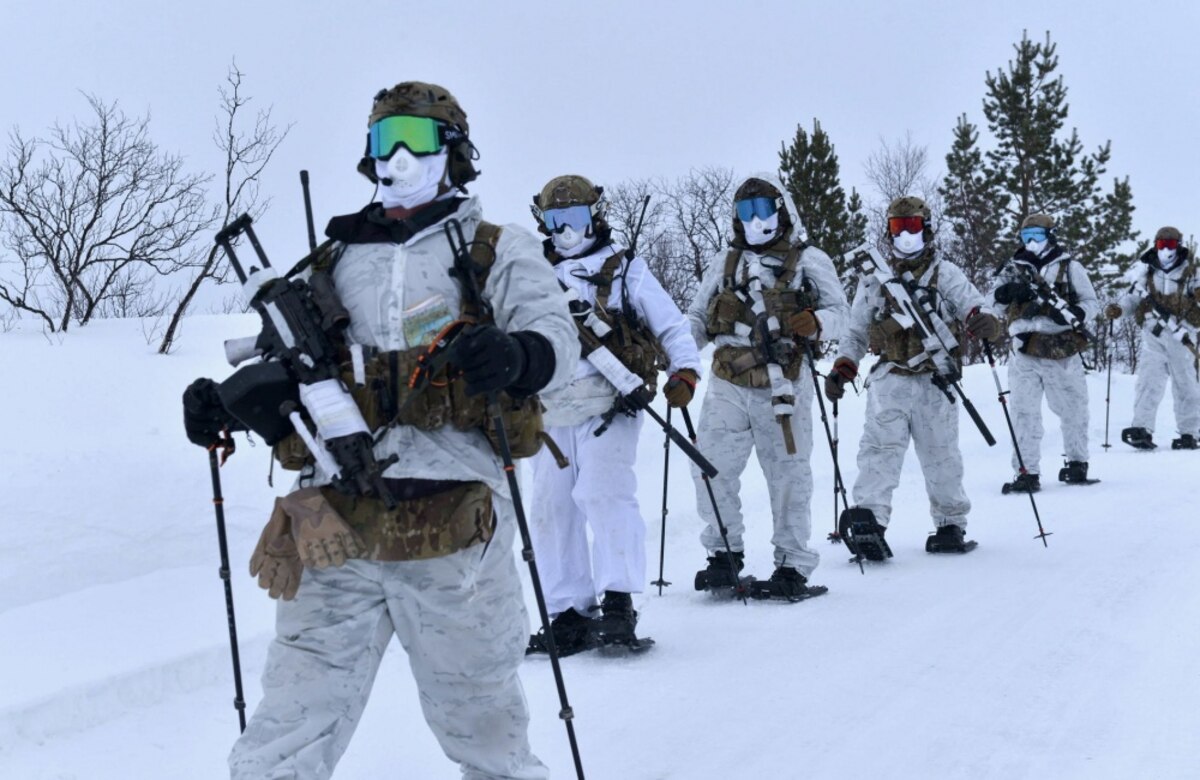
[275,221,545,471]
[574,250,668,392]
[866,263,962,374]
[1136,256,1200,329]
[705,243,816,387]
[1005,258,1088,360]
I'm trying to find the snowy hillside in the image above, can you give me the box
[2,317,1198,779]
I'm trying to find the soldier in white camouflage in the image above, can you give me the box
[1107,225,1200,450]
[218,81,579,780]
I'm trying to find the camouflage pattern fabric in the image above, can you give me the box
[319,480,494,562]
[1132,330,1200,437]
[1018,330,1088,360]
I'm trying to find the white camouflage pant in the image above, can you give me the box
[530,412,646,617]
[228,501,548,780]
[852,371,970,529]
[692,375,819,576]
[1008,349,1089,474]
[1132,330,1200,437]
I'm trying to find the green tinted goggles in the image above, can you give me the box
[367,115,464,160]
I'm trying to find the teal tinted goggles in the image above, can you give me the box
[367,115,463,160]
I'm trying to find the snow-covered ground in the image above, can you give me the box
[2,316,1198,779]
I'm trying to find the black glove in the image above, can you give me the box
[1068,304,1085,322]
[995,282,1035,305]
[449,325,528,397]
[183,378,241,448]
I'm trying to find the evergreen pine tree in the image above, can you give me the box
[778,119,867,295]
[939,114,1009,291]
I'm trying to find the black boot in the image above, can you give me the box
[1058,460,1090,484]
[749,566,828,602]
[593,591,638,647]
[694,550,745,590]
[1172,433,1198,450]
[1002,472,1040,494]
[838,507,893,562]
[1121,427,1156,450]
[526,608,595,657]
[925,523,975,553]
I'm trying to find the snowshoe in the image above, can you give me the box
[592,591,652,653]
[694,550,751,593]
[748,566,829,602]
[925,524,977,554]
[838,507,893,562]
[1121,427,1156,450]
[526,608,595,658]
[1001,472,1041,495]
[1172,434,1198,450]
[1058,460,1099,485]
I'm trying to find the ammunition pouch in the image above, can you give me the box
[711,345,802,388]
[1017,330,1087,360]
[319,479,494,561]
[705,288,747,338]
[594,309,668,391]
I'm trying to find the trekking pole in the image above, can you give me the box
[487,395,586,780]
[983,342,1052,547]
[680,407,749,605]
[1103,319,1114,450]
[798,340,863,573]
[207,431,247,732]
[651,406,671,595]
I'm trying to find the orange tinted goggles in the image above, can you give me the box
[1156,238,1180,250]
[888,216,925,236]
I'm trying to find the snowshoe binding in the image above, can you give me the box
[1121,427,1156,450]
[748,566,829,602]
[592,591,654,655]
[694,550,752,596]
[1001,472,1041,495]
[925,524,977,554]
[838,507,893,563]
[1058,460,1099,485]
[526,608,595,658]
[1172,433,1198,450]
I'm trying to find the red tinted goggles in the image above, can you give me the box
[888,216,925,236]
[1156,238,1180,250]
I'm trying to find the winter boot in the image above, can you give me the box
[694,550,745,591]
[1058,460,1091,484]
[749,566,829,602]
[1002,472,1041,494]
[526,608,595,657]
[838,507,893,562]
[925,523,976,553]
[1121,426,1156,450]
[593,591,638,647]
[1172,433,1198,450]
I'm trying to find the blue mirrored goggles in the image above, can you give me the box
[541,204,593,233]
[735,196,779,222]
[1020,227,1049,243]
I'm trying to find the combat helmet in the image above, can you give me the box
[731,177,793,246]
[530,175,609,236]
[1155,225,1183,243]
[357,81,478,188]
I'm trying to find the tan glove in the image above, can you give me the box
[1105,303,1123,320]
[283,487,366,568]
[824,357,858,401]
[249,501,303,601]
[663,369,699,408]
[788,309,821,339]
[964,308,1002,343]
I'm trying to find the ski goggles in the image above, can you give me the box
[1156,238,1180,250]
[367,115,464,160]
[735,196,779,222]
[1020,226,1049,243]
[541,204,593,233]
[887,215,925,236]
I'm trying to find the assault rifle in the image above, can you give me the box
[846,242,996,446]
[214,214,399,508]
[752,313,799,454]
[1132,276,1200,360]
[1012,261,1093,340]
[562,284,718,478]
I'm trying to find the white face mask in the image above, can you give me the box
[1024,238,1049,257]
[1158,247,1178,266]
[375,148,448,209]
[741,212,780,246]
[892,230,925,256]
[551,225,597,257]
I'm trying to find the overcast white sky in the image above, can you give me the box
[3,0,1197,269]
